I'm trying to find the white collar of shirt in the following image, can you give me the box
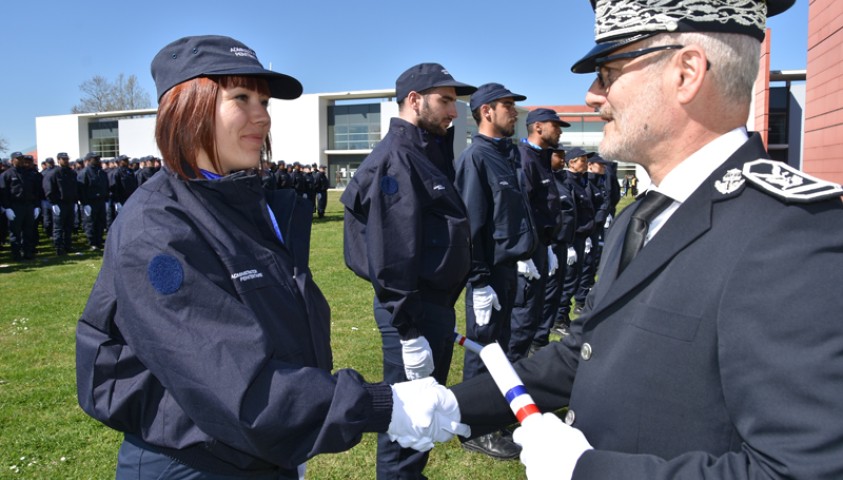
[644,127,749,243]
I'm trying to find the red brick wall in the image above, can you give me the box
[804,0,843,184]
[754,29,772,147]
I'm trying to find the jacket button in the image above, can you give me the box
[581,342,593,361]
[565,409,576,426]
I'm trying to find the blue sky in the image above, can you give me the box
[2,0,808,154]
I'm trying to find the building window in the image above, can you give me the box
[768,87,788,146]
[328,104,381,150]
[328,154,367,189]
[89,120,119,158]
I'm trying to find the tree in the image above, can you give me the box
[0,135,8,155]
[71,73,152,114]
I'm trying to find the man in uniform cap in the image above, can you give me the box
[509,108,570,361]
[453,83,537,460]
[446,1,843,479]
[44,152,80,255]
[78,152,109,251]
[0,152,41,260]
[341,62,476,479]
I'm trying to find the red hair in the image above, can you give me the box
[155,76,271,179]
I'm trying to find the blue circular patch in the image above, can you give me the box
[147,254,184,295]
[380,176,399,195]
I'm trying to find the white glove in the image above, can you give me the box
[34,207,40,218]
[83,205,92,217]
[51,204,61,216]
[604,214,613,229]
[472,285,501,327]
[547,246,559,276]
[400,336,435,380]
[115,202,122,213]
[316,193,322,201]
[566,246,577,266]
[513,413,593,480]
[302,193,308,199]
[584,237,593,254]
[5,209,15,222]
[388,377,471,451]
[517,259,541,281]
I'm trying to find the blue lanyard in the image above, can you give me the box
[200,169,284,244]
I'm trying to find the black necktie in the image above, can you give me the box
[619,191,672,273]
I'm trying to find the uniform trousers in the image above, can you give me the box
[116,434,302,480]
[53,202,76,253]
[374,296,456,480]
[7,203,37,258]
[316,191,327,217]
[536,242,568,347]
[509,246,548,362]
[558,235,587,322]
[463,262,517,381]
[82,200,106,248]
[577,229,604,306]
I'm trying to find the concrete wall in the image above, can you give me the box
[118,117,158,158]
[35,114,85,160]
[804,0,843,184]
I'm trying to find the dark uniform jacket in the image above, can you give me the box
[76,169,393,477]
[518,141,562,247]
[553,169,578,246]
[451,134,843,479]
[587,172,610,228]
[564,170,595,236]
[275,169,292,189]
[136,166,156,185]
[109,166,139,204]
[455,134,537,287]
[78,166,109,205]
[44,166,79,204]
[0,166,40,207]
[341,117,471,339]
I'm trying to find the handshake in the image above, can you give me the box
[387,377,469,451]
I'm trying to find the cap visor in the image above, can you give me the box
[206,66,303,99]
[570,33,655,74]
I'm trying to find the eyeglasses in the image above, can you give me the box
[594,44,684,90]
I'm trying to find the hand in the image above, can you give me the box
[513,413,592,480]
[302,193,308,199]
[400,336,434,380]
[5,209,15,222]
[472,285,501,327]
[33,207,40,218]
[584,237,593,254]
[51,204,61,216]
[83,205,92,217]
[547,246,558,276]
[566,247,577,266]
[604,214,613,229]
[316,193,322,201]
[388,377,470,451]
[517,259,541,281]
[115,202,122,213]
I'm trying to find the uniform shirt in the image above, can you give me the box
[455,134,538,287]
[518,140,562,246]
[341,117,471,339]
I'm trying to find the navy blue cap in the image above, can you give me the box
[10,151,23,160]
[526,108,571,127]
[572,0,796,74]
[564,147,594,161]
[84,152,100,160]
[56,152,69,159]
[469,83,527,111]
[395,63,476,102]
[588,153,611,164]
[151,35,303,101]
[44,157,55,164]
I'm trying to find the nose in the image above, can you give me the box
[448,102,458,119]
[585,78,606,111]
[253,103,270,127]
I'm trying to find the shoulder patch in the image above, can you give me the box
[380,175,399,196]
[148,254,184,295]
[742,159,843,203]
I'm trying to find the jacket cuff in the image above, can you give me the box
[363,382,394,433]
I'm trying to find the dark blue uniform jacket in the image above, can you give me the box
[518,141,562,247]
[341,117,471,339]
[563,170,595,236]
[553,169,578,245]
[78,166,109,204]
[0,167,40,207]
[455,134,537,287]
[44,166,79,204]
[76,168,392,476]
[452,134,843,479]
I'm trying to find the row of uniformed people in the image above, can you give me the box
[263,160,330,217]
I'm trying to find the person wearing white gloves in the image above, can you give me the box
[453,83,538,459]
[449,1,843,479]
[511,108,570,364]
[43,152,80,255]
[0,152,41,261]
[340,62,476,478]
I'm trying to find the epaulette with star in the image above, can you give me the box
[741,159,843,203]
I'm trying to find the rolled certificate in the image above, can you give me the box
[453,332,541,424]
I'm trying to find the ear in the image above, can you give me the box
[674,45,708,105]
[407,91,423,111]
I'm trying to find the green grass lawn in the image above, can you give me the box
[0,192,634,479]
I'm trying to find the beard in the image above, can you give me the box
[598,75,668,164]
[417,100,448,136]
